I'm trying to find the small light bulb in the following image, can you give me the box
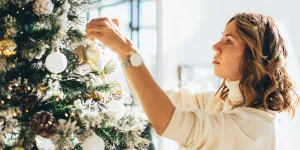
[1,101,4,104]
[22,7,25,10]
[48,121,53,125]
[64,113,68,117]
[27,86,31,90]
[16,11,19,14]
[14,83,19,87]
[7,95,11,100]
[26,109,28,112]
[40,86,47,91]
[12,112,17,117]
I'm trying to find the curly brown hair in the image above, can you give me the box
[215,13,299,117]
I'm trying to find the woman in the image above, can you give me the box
[86,13,299,150]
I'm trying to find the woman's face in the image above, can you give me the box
[212,20,246,81]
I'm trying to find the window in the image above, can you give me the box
[87,0,158,92]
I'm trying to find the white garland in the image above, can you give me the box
[51,1,71,50]
[0,107,21,146]
[73,99,105,128]
[50,119,79,150]
[37,78,64,101]
[3,15,18,37]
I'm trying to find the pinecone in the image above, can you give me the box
[31,111,58,138]
[33,0,54,16]
[8,79,38,109]
[23,93,38,110]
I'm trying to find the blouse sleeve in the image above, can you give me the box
[161,107,274,150]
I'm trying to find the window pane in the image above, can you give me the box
[139,29,157,75]
[100,2,132,38]
[140,1,156,27]
[140,29,157,55]
[88,9,99,21]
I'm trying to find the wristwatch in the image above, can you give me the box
[121,53,143,68]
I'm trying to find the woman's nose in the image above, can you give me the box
[212,42,221,54]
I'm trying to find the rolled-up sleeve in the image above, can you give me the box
[161,108,224,149]
[161,107,274,150]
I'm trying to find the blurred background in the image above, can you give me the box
[87,0,300,149]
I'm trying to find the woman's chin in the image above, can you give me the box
[213,69,224,79]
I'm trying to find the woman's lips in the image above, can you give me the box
[212,60,220,64]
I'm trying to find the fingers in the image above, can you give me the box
[89,17,111,25]
[112,19,120,27]
[86,24,109,35]
[125,37,134,45]
[86,32,101,41]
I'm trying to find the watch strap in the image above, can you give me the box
[121,59,132,68]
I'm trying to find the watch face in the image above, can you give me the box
[130,53,143,67]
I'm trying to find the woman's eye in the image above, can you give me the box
[226,39,233,44]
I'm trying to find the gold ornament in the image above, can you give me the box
[89,91,98,99]
[12,146,25,150]
[71,46,85,64]
[0,39,17,57]
[114,84,123,95]
[83,43,104,71]
[89,91,104,102]
[39,86,47,91]
[12,139,25,150]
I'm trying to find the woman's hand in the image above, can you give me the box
[85,17,133,56]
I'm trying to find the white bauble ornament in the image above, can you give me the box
[82,135,105,150]
[121,94,133,105]
[33,0,54,16]
[45,51,68,74]
[35,135,55,150]
[105,100,126,121]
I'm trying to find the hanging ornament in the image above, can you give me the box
[83,43,104,71]
[114,83,123,95]
[30,111,59,138]
[12,139,25,150]
[12,146,25,150]
[112,83,123,100]
[121,94,133,105]
[88,91,104,102]
[35,135,55,150]
[0,39,17,57]
[45,50,68,74]
[105,100,126,121]
[82,134,105,150]
[71,46,85,64]
[33,0,54,16]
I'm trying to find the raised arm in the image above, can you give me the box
[86,18,174,134]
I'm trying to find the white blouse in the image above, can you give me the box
[162,80,289,150]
